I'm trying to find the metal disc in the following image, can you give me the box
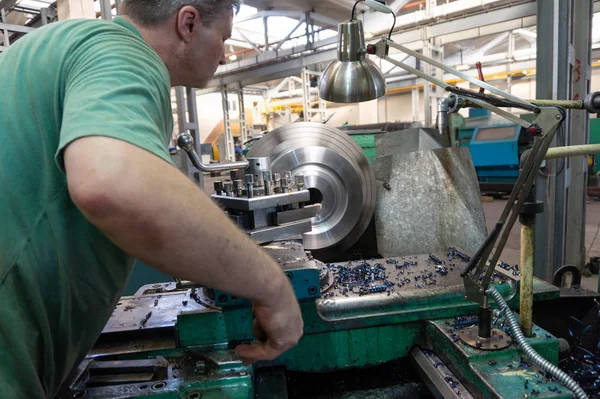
[458,328,512,351]
[247,122,376,255]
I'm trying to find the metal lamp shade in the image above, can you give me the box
[319,58,386,103]
[318,19,386,103]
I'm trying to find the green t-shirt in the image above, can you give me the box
[0,17,174,397]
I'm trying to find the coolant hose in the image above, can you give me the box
[486,287,588,399]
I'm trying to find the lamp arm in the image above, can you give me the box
[370,40,531,128]
[378,38,533,109]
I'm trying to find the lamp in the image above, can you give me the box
[318,0,394,103]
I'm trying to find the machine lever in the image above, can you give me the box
[177,133,249,172]
[475,62,485,94]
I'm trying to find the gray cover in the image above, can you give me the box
[373,146,487,257]
[374,127,450,158]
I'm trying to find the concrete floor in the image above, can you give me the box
[481,198,600,292]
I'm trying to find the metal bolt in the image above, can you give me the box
[263,171,272,196]
[272,173,281,194]
[214,181,223,196]
[245,174,254,198]
[295,174,305,191]
[223,181,233,197]
[217,294,228,303]
[281,178,289,193]
[194,360,206,374]
[476,340,483,348]
[555,114,561,120]
[308,286,317,295]
[233,179,244,197]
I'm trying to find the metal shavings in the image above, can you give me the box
[190,288,221,312]
[520,357,531,369]
[488,359,497,366]
[139,311,152,329]
[560,312,600,396]
[444,376,458,389]
[123,305,135,312]
[182,300,188,306]
[547,386,561,393]
[428,253,444,265]
[499,261,521,277]
[452,315,479,330]
[447,247,471,262]
[331,261,396,296]
[153,299,159,307]
[435,264,449,275]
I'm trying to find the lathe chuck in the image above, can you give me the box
[247,122,376,257]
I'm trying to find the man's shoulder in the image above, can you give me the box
[26,18,125,40]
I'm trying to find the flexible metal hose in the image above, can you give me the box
[486,287,588,399]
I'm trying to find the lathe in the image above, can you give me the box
[56,118,584,399]
[56,1,600,396]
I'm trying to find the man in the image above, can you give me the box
[0,1,303,397]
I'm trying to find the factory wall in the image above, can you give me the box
[194,93,224,144]
[173,92,265,145]
[191,67,600,139]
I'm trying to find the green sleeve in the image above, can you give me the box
[56,28,174,171]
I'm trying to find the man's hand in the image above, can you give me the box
[235,284,303,365]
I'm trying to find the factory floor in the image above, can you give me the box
[482,198,600,292]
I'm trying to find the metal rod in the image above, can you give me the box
[263,17,269,52]
[520,221,535,337]
[458,97,585,110]
[234,27,262,54]
[467,97,531,128]
[382,38,533,109]
[273,18,304,52]
[478,302,491,339]
[177,133,248,172]
[481,111,564,288]
[377,51,530,128]
[544,143,600,160]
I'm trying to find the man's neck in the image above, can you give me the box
[121,15,181,86]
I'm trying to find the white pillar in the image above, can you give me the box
[358,99,378,125]
[57,0,95,20]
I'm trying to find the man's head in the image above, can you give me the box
[121,0,240,88]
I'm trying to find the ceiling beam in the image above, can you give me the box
[236,10,304,24]
[0,0,18,12]
[202,1,539,91]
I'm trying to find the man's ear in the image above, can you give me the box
[176,5,202,43]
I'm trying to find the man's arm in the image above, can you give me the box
[64,136,303,364]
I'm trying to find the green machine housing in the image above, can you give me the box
[58,242,573,399]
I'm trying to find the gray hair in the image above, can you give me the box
[121,0,240,27]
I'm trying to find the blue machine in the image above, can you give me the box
[458,123,532,186]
